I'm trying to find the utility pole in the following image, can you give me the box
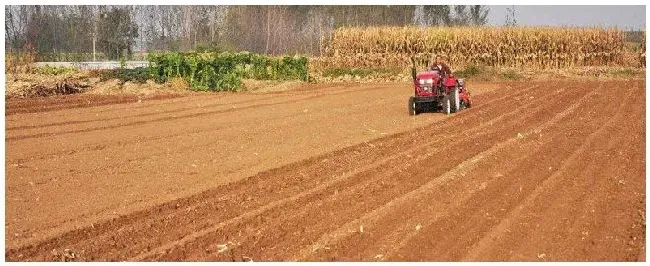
[93,33,96,62]
[93,7,99,62]
[266,7,271,55]
[505,5,517,27]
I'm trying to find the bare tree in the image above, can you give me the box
[469,5,489,26]
[422,6,452,26]
[5,5,490,58]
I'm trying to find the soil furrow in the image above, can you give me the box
[5,80,644,262]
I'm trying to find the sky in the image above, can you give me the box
[486,5,645,30]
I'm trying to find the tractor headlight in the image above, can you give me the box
[426,79,433,84]
[419,79,425,85]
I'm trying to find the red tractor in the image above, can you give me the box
[408,65,472,116]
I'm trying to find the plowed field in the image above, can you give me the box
[5,80,645,261]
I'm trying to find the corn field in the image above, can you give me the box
[312,26,638,70]
[641,31,646,66]
[5,49,36,74]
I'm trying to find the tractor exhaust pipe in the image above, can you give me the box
[410,55,417,82]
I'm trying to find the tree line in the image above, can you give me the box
[5,5,489,60]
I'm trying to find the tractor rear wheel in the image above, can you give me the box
[442,95,451,115]
[408,96,418,116]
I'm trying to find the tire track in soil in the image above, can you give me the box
[504,109,644,261]
[556,90,645,262]
[275,86,579,261]
[5,93,184,115]
[385,82,640,261]
[183,81,634,262]
[5,93,327,141]
[144,84,580,261]
[73,82,350,115]
[5,94,277,131]
[7,87,412,173]
[4,84,503,167]
[12,82,353,121]
[6,80,643,262]
[5,83,350,130]
[4,82,506,251]
[6,83,480,195]
[213,84,589,262]
[282,84,566,260]
[372,84,617,261]
[461,82,645,261]
[6,107,304,168]
[5,83,385,138]
[294,84,598,261]
[4,83,509,188]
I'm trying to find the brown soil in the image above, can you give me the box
[5,80,645,261]
[5,93,185,115]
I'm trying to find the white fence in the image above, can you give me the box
[33,61,149,70]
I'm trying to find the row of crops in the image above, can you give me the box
[312,26,641,70]
[148,52,309,91]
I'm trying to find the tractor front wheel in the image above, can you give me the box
[450,86,460,113]
[408,96,418,116]
[442,95,451,115]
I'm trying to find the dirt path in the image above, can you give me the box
[5,80,645,261]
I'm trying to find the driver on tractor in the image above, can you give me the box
[429,55,452,77]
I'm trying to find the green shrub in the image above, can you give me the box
[148,51,309,92]
[35,65,78,75]
[119,56,127,69]
[100,67,152,84]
